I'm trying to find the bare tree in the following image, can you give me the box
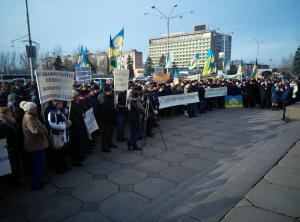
[278,54,294,74]
[0,52,9,74]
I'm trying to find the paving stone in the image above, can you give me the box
[147,172,161,178]
[142,147,164,156]
[160,166,196,183]
[188,139,215,148]
[198,150,229,162]
[235,198,253,208]
[99,192,149,221]
[135,178,176,199]
[62,211,111,222]
[83,155,101,165]
[203,135,226,143]
[112,153,144,164]
[222,206,296,222]
[119,184,134,192]
[166,136,192,144]
[265,165,300,189]
[174,146,204,155]
[5,184,57,207]
[107,168,146,185]
[0,216,27,222]
[0,200,25,217]
[93,174,106,180]
[170,162,182,166]
[279,154,300,169]
[211,144,237,154]
[73,180,118,202]
[85,161,122,175]
[181,158,214,171]
[135,159,169,172]
[50,170,92,188]
[55,188,73,196]
[176,215,200,222]
[81,202,99,211]
[156,151,187,163]
[246,179,300,217]
[224,139,246,147]
[288,145,300,156]
[25,196,81,222]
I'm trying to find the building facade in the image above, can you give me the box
[148,25,232,69]
[120,49,143,76]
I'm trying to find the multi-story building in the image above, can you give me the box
[120,49,143,76]
[148,24,232,69]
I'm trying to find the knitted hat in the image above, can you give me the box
[20,101,37,112]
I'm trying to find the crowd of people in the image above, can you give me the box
[0,76,299,190]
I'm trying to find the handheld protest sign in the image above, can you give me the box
[35,70,74,104]
[153,72,170,84]
[75,67,92,84]
[114,69,129,91]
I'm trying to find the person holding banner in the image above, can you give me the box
[47,100,72,174]
[21,101,49,190]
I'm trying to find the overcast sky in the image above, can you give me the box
[1,0,300,66]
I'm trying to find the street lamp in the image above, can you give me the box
[145,4,193,73]
[215,27,239,71]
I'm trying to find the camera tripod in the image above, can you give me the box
[142,97,167,155]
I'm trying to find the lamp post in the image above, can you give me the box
[144,4,193,74]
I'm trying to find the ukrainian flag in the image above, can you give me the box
[203,48,215,76]
[112,28,124,57]
[252,58,258,78]
[224,60,231,74]
[75,46,83,67]
[188,53,200,70]
[237,59,244,74]
[81,47,89,67]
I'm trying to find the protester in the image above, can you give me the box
[21,101,49,190]
[47,100,72,174]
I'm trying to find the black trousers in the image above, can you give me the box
[102,123,113,149]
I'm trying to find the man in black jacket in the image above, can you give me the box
[127,91,145,151]
[98,88,117,152]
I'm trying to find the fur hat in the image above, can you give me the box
[20,101,37,112]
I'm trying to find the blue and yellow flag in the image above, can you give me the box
[188,53,200,70]
[75,46,83,67]
[113,28,124,50]
[237,59,244,74]
[252,58,258,78]
[224,60,231,74]
[203,48,215,76]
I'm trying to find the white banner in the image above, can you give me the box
[75,67,92,84]
[158,92,199,109]
[183,74,200,81]
[0,139,11,176]
[205,87,227,98]
[84,108,99,135]
[36,70,74,103]
[114,69,129,91]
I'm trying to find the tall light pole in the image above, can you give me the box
[25,0,34,80]
[254,38,263,64]
[144,4,193,74]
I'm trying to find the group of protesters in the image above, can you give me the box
[0,76,299,191]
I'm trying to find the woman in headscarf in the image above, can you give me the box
[21,101,49,190]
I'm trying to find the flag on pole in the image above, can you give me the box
[237,59,244,74]
[224,60,231,74]
[252,58,258,78]
[108,28,125,72]
[81,47,89,67]
[166,52,174,69]
[203,48,215,76]
[188,53,200,70]
[75,46,83,67]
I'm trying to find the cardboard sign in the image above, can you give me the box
[205,87,227,98]
[36,70,74,103]
[225,95,243,108]
[0,139,11,176]
[183,74,200,81]
[114,69,129,91]
[75,67,92,84]
[84,108,99,135]
[158,92,199,109]
[153,72,170,84]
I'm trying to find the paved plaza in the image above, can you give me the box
[0,108,299,222]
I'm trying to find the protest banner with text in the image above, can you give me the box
[205,87,227,98]
[114,69,129,91]
[84,108,99,135]
[36,70,74,103]
[158,92,199,109]
[75,67,92,84]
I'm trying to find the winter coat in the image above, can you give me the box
[281,87,292,105]
[22,111,49,152]
[47,107,69,143]
[128,99,145,127]
[271,85,280,103]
